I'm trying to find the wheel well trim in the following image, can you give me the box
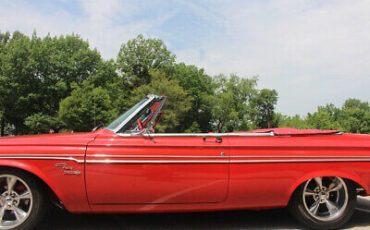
[0,160,63,204]
[286,170,368,204]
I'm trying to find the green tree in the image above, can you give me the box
[340,99,369,133]
[250,89,278,128]
[128,70,191,133]
[306,104,343,131]
[208,90,238,132]
[0,32,10,136]
[0,112,3,136]
[59,82,118,132]
[0,31,103,134]
[88,60,118,88]
[117,34,175,88]
[172,63,214,132]
[209,74,258,132]
[278,99,369,134]
[86,59,126,113]
[278,114,313,129]
[24,113,65,134]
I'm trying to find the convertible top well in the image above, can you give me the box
[251,128,342,136]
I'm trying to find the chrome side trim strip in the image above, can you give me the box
[229,155,370,158]
[0,154,84,157]
[0,156,369,164]
[85,158,370,164]
[230,159,370,163]
[89,154,225,158]
[88,154,370,159]
[86,160,229,164]
[116,132,274,137]
[0,156,84,163]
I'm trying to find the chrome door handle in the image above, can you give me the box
[64,170,81,176]
[203,136,222,143]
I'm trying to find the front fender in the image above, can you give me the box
[0,159,90,213]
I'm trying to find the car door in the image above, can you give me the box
[85,131,230,204]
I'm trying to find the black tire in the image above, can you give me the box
[0,168,48,230]
[288,177,357,230]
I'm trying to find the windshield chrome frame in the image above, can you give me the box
[110,94,159,133]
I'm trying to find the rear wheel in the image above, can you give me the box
[289,176,356,230]
[0,170,47,230]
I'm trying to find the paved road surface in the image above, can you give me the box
[39,196,370,230]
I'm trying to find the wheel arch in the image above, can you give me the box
[287,170,368,204]
[0,161,63,206]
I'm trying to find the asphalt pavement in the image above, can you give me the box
[39,196,370,230]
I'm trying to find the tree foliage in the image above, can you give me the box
[59,82,118,132]
[24,113,64,134]
[116,34,175,88]
[0,31,368,135]
[278,99,369,134]
[172,63,214,132]
[209,74,258,132]
[250,89,278,128]
[306,104,343,130]
[340,99,369,133]
[278,114,312,129]
[0,31,102,134]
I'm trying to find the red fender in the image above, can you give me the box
[286,169,368,204]
[0,160,90,212]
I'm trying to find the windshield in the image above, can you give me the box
[121,100,163,133]
[106,99,147,131]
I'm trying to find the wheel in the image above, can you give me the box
[0,170,47,230]
[289,176,357,230]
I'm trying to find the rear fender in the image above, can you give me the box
[287,170,368,204]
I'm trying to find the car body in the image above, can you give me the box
[0,94,369,230]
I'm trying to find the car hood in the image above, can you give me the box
[0,131,99,146]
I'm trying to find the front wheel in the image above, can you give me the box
[0,170,47,230]
[289,176,357,230]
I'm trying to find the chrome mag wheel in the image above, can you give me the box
[0,175,33,229]
[302,177,348,222]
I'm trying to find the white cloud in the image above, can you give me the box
[175,0,370,115]
[0,0,173,59]
[0,0,369,115]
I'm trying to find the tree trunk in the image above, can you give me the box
[1,118,4,136]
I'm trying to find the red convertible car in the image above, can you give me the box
[0,94,369,230]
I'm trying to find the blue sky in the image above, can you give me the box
[1,0,369,115]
